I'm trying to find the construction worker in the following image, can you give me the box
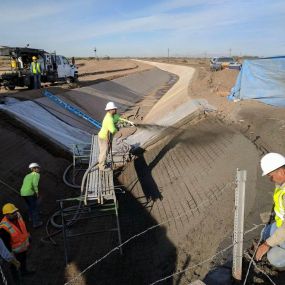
[20,163,43,228]
[0,204,31,276]
[10,57,17,70]
[30,56,41,89]
[0,237,20,285]
[255,153,285,267]
[98,102,134,171]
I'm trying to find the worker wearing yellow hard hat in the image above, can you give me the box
[0,203,32,276]
[2,203,18,215]
[255,153,285,268]
[30,56,41,89]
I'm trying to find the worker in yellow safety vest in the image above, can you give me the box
[97,102,134,171]
[0,203,33,276]
[30,56,41,89]
[255,153,285,267]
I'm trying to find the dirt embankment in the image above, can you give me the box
[0,58,284,285]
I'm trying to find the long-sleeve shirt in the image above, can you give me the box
[20,172,40,196]
[0,238,13,262]
[98,113,121,140]
[267,182,285,247]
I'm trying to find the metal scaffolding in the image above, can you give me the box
[60,134,126,265]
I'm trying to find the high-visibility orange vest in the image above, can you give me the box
[0,214,30,253]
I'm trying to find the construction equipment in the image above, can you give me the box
[0,46,78,90]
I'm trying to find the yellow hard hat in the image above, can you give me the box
[32,56,37,60]
[2,203,18,215]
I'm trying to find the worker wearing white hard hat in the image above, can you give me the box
[255,153,285,267]
[20,163,43,228]
[97,102,134,171]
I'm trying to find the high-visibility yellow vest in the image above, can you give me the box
[31,62,41,74]
[274,184,285,227]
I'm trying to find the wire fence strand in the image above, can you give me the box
[244,252,277,285]
[149,224,265,285]
[64,181,235,284]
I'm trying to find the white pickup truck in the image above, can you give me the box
[0,46,78,89]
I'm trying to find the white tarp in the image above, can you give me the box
[0,98,91,152]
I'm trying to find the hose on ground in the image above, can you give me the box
[42,161,99,244]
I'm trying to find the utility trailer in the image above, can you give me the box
[0,46,78,90]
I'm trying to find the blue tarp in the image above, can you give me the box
[228,57,285,107]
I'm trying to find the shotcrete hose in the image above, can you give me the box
[42,161,99,244]
[62,164,81,189]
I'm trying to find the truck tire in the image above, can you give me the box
[26,76,34,89]
[67,77,76,84]
[8,84,16,90]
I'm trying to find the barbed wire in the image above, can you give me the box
[64,180,236,284]
[149,223,265,285]
[243,226,265,285]
[244,252,277,285]
[0,178,20,196]
[150,244,234,285]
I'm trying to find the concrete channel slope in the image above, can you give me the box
[0,68,177,152]
[115,61,260,284]
[127,61,215,149]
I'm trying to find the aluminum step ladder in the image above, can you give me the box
[83,134,116,204]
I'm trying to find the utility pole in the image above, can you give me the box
[94,47,97,60]
[229,48,232,57]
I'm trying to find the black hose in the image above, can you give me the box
[41,161,99,244]
[62,164,81,189]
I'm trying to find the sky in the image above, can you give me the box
[0,0,285,57]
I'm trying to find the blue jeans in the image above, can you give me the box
[23,195,41,226]
[33,74,41,89]
[263,222,285,268]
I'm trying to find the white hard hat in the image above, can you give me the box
[29,162,40,169]
[260,153,285,176]
[105,102,117,111]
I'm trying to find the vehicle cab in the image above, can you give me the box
[55,55,78,82]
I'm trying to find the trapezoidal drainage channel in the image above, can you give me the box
[0,68,275,284]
